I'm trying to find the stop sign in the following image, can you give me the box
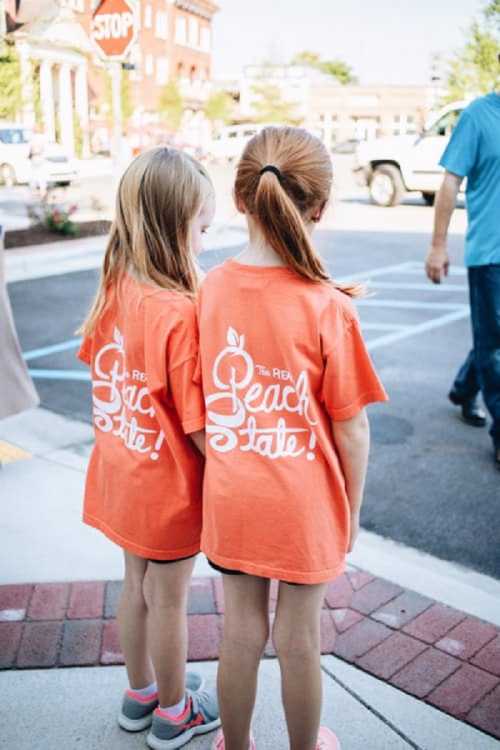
[91,0,137,60]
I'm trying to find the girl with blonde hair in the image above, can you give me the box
[197,127,388,750]
[78,147,220,750]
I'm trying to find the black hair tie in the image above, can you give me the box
[259,165,282,181]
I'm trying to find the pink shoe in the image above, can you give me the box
[317,726,341,749]
[211,728,256,749]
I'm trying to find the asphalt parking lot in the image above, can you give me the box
[7,196,499,581]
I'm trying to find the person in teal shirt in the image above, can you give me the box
[425,91,500,469]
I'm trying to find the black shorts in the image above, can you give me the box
[148,553,197,564]
[207,559,303,586]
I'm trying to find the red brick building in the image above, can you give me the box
[3,0,218,154]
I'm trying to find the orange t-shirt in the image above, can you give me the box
[197,260,388,584]
[78,274,205,560]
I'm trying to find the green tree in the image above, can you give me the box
[73,112,83,158]
[251,83,299,124]
[292,50,357,85]
[204,90,233,125]
[0,43,23,120]
[158,80,184,132]
[31,61,43,128]
[104,67,134,124]
[120,69,134,124]
[444,1,500,101]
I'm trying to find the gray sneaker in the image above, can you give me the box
[118,671,204,732]
[147,686,220,749]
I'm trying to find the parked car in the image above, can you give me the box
[332,139,360,155]
[353,101,469,206]
[208,123,269,162]
[0,123,77,188]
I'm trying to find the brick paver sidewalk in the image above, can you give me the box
[1,566,499,741]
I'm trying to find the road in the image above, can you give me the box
[6,189,499,581]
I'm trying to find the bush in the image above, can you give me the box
[31,198,79,236]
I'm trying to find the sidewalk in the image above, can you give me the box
[1,408,499,748]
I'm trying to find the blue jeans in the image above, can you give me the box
[453,264,500,448]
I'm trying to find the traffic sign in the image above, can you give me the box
[91,0,137,61]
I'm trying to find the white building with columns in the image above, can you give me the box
[11,5,93,156]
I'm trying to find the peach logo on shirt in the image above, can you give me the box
[206,327,317,461]
[92,327,165,460]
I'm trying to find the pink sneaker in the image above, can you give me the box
[211,729,256,749]
[317,726,341,749]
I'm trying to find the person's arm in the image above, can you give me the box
[189,428,205,457]
[425,172,463,284]
[331,408,370,553]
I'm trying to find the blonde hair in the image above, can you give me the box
[80,147,212,336]
[235,126,362,296]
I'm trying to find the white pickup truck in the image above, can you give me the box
[354,101,469,207]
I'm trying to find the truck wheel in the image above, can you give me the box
[0,163,16,188]
[369,165,405,207]
[422,192,435,206]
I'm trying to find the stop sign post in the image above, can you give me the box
[91,0,138,171]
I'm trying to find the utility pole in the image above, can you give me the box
[110,61,123,174]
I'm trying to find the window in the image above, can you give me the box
[156,11,168,39]
[144,4,152,28]
[428,109,461,137]
[0,128,30,144]
[189,17,199,47]
[394,114,401,123]
[156,57,169,86]
[145,54,154,76]
[175,16,187,44]
[60,0,84,11]
[200,26,211,51]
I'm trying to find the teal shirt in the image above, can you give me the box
[439,93,500,267]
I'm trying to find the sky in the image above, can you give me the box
[212,0,485,85]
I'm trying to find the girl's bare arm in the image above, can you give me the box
[331,409,370,552]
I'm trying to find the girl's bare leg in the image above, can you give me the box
[272,581,328,750]
[117,550,154,689]
[217,574,270,750]
[143,556,196,707]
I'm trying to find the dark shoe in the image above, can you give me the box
[495,448,500,472]
[448,391,486,427]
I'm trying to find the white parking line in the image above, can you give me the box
[361,323,411,331]
[367,308,470,351]
[404,260,467,275]
[28,368,91,381]
[358,299,467,311]
[339,261,413,282]
[23,338,82,361]
[346,261,471,351]
[369,281,468,292]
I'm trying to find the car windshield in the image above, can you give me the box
[0,128,30,145]
[427,110,462,137]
